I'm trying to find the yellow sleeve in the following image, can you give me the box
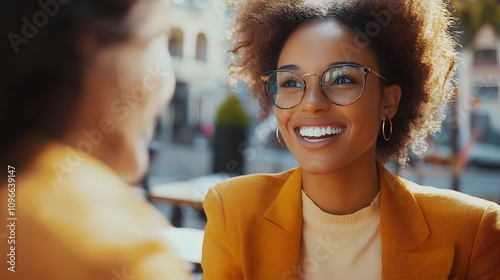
[201,187,243,279]
[467,203,500,279]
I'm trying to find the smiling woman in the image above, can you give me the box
[201,0,500,279]
[0,0,188,279]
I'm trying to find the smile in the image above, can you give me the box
[298,126,346,142]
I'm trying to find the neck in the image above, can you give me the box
[302,151,380,215]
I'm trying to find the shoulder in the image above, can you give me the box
[205,168,298,213]
[5,141,189,279]
[388,175,500,278]
[401,177,500,222]
[215,168,296,196]
[15,143,177,267]
[404,177,496,210]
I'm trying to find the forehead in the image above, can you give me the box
[277,19,379,71]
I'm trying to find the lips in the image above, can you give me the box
[298,125,346,142]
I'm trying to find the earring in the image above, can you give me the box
[276,127,287,147]
[382,115,393,141]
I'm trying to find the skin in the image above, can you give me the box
[62,0,175,184]
[275,19,401,215]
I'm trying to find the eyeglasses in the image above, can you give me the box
[261,63,391,109]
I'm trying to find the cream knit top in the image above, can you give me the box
[299,191,382,279]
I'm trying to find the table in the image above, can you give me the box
[162,227,204,264]
[150,173,230,226]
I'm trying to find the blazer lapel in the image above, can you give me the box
[403,246,455,280]
[239,168,303,280]
[379,163,454,279]
[237,164,455,279]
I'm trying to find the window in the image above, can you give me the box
[196,33,207,61]
[470,114,500,145]
[474,86,499,101]
[169,28,184,57]
[473,49,497,65]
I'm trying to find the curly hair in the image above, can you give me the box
[227,0,458,163]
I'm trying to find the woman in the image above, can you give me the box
[201,0,500,279]
[0,0,189,279]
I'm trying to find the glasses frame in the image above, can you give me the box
[261,63,391,109]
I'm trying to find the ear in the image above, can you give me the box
[379,84,401,119]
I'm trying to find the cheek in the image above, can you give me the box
[274,109,299,148]
[138,65,175,133]
[158,72,175,108]
[148,51,175,111]
[275,109,292,130]
[348,90,383,133]
[132,51,174,118]
[114,52,144,91]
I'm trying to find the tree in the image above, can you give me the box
[212,94,250,175]
[452,0,500,45]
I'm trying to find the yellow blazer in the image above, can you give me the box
[0,136,189,280]
[202,164,500,279]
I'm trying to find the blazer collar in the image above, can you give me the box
[378,163,430,253]
[239,168,303,279]
[378,162,454,279]
[239,164,454,279]
[262,168,304,232]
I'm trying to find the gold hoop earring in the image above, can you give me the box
[276,127,287,147]
[382,115,393,141]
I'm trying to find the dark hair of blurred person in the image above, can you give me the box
[0,0,189,279]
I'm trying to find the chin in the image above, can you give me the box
[121,148,150,185]
[296,154,354,175]
[127,167,148,186]
[299,161,339,175]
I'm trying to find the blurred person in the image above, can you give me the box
[201,0,500,279]
[0,0,189,279]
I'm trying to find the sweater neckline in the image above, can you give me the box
[301,190,381,234]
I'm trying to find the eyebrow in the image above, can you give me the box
[328,61,362,67]
[277,61,362,71]
[277,64,299,70]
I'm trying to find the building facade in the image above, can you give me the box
[454,24,500,166]
[161,0,231,144]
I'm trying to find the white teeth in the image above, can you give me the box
[314,127,321,137]
[299,126,345,138]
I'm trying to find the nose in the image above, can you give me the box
[301,74,331,112]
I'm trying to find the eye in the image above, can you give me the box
[282,79,301,87]
[279,77,305,88]
[331,75,353,85]
[323,67,361,87]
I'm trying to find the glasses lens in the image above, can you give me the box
[321,66,366,105]
[266,71,305,108]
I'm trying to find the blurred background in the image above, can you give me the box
[139,0,500,278]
